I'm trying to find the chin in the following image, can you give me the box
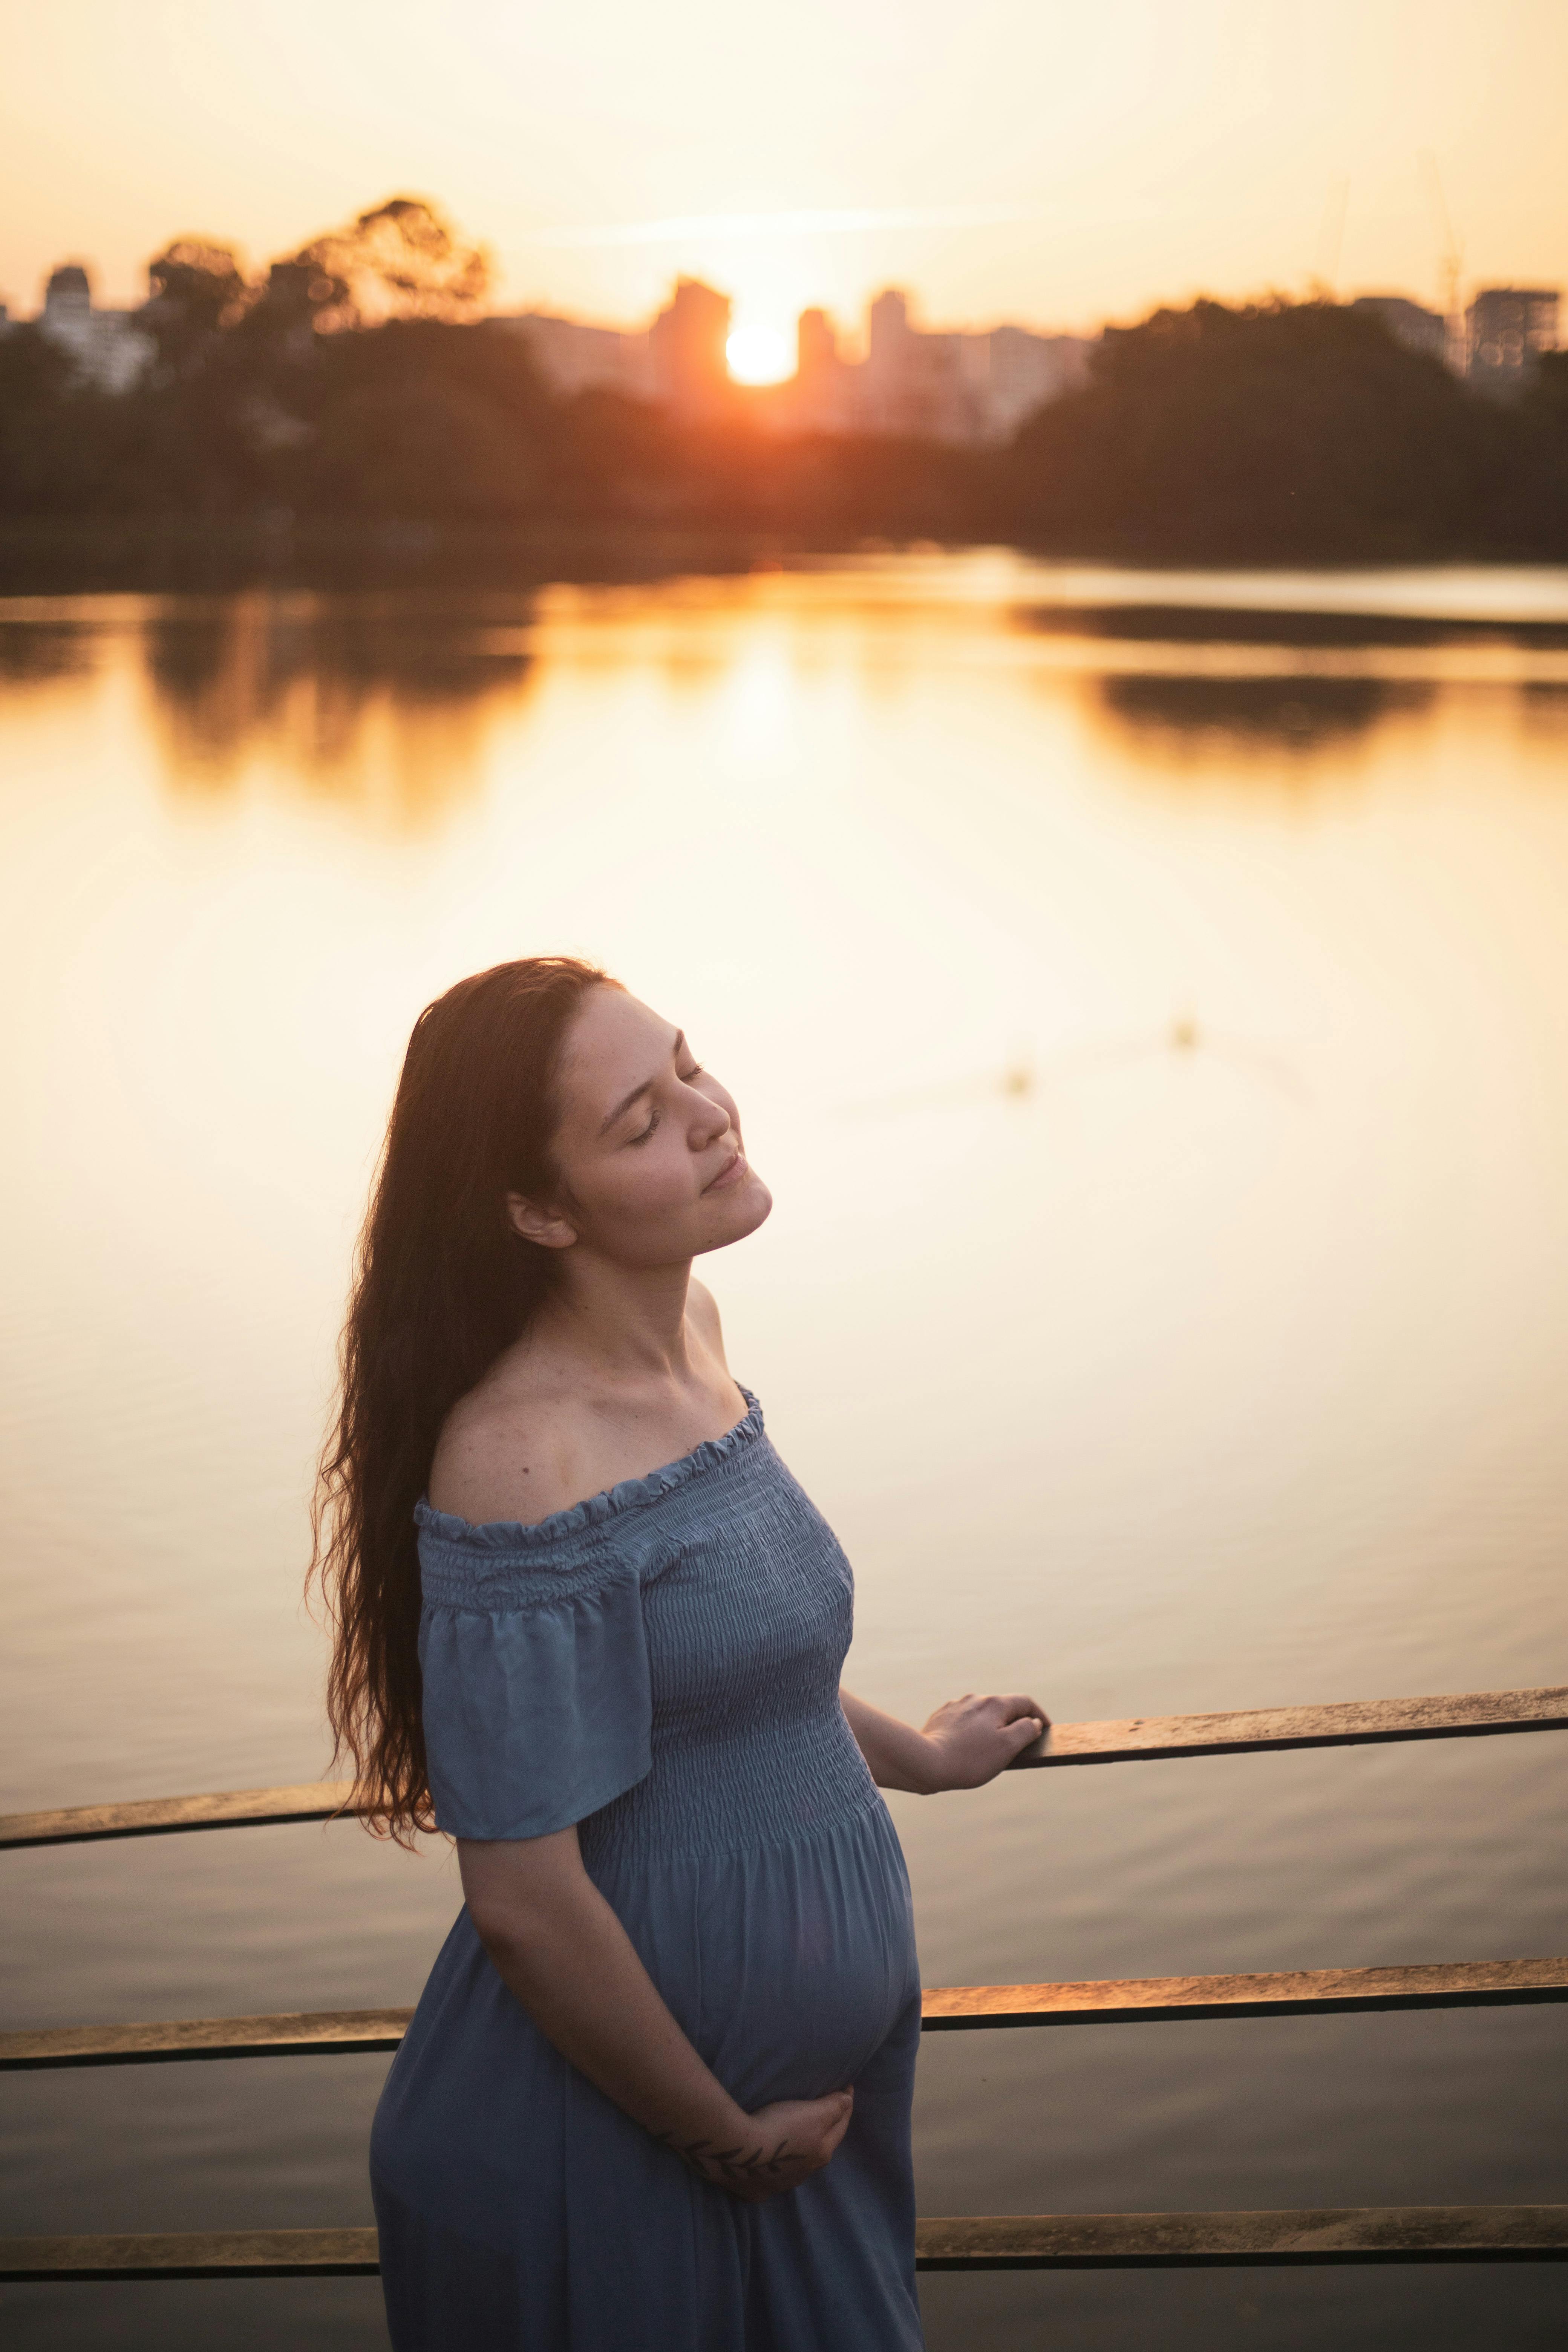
[701,1170,773,1251]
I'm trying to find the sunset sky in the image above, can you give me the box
[2,0,1563,356]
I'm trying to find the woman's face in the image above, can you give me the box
[516,985,772,1268]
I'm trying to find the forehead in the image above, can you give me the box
[557,988,674,1102]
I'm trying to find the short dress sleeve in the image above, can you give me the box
[415,1510,653,1841]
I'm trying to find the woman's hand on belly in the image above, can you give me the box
[459,1830,854,2204]
[657,2089,854,2203]
[842,1686,1049,1793]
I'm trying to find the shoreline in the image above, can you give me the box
[2,519,1565,599]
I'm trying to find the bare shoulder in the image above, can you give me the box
[427,1369,584,1529]
[426,1291,740,1530]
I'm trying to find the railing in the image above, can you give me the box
[9,1683,1566,1853]
[4,1682,1566,2291]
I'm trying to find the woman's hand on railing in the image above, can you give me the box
[663,2089,855,2203]
[915,1692,1050,1790]
[840,1686,1049,1793]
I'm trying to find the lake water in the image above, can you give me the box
[2,552,1566,2349]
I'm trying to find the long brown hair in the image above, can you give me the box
[310,954,609,1840]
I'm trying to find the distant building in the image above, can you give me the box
[35,262,153,394]
[487,279,1088,443]
[493,281,735,421]
[792,308,858,433]
[650,278,733,417]
[789,289,1087,444]
[1465,287,1559,391]
[1350,294,1448,366]
[860,289,978,441]
[970,324,1091,439]
[494,310,654,402]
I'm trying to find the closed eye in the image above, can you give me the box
[626,1063,704,1145]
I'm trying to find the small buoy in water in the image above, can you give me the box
[1170,1016,1200,1052]
[1001,1060,1034,1098]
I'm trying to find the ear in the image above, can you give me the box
[506,1191,578,1251]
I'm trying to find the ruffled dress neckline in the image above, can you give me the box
[414,1386,763,1551]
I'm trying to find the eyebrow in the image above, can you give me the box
[597,1032,684,1137]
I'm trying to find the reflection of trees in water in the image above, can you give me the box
[1093,672,1435,761]
[1519,683,1568,743]
[142,594,535,827]
[1018,602,1568,652]
[0,621,101,688]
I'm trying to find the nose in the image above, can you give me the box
[688,1087,730,1147]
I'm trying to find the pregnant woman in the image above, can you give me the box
[312,956,1047,2350]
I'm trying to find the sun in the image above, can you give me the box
[726,323,793,386]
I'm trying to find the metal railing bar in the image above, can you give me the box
[4,1685,1564,1850]
[9,1955,1566,2073]
[6,2208,1566,2281]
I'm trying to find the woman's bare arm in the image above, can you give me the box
[841,1687,1049,1793]
[458,1829,851,2201]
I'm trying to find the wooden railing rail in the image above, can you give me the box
[924,1954,1568,2029]
[4,1685,1565,1850]
[7,1957,1567,2074]
[1010,1685,1568,1768]
[1,2010,415,2071]
[0,1780,351,1851]
[916,2207,1568,2269]
[5,2207,1567,2282]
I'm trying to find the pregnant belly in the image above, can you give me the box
[594,1797,919,2110]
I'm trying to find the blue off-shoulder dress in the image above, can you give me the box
[369,1390,925,2351]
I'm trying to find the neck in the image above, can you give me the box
[532,1250,697,1382]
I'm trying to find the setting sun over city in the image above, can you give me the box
[725,323,794,385]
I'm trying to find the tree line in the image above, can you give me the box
[2,197,1565,564]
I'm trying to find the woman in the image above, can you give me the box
[313,955,1048,2351]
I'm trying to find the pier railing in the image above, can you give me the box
[4,1682,1567,2288]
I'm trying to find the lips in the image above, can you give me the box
[703,1146,747,1194]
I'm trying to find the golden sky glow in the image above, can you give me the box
[1,0,1564,348]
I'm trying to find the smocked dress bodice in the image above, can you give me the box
[413,1390,880,1867]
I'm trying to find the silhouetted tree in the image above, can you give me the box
[143,242,252,375]
[263,197,492,338]
[0,326,89,512]
[1527,349,1568,422]
[1507,351,1568,552]
[74,199,514,521]
[1000,298,1508,560]
[302,319,549,519]
[546,393,982,535]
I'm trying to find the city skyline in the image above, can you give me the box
[2,0,1565,357]
[16,243,1556,459]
